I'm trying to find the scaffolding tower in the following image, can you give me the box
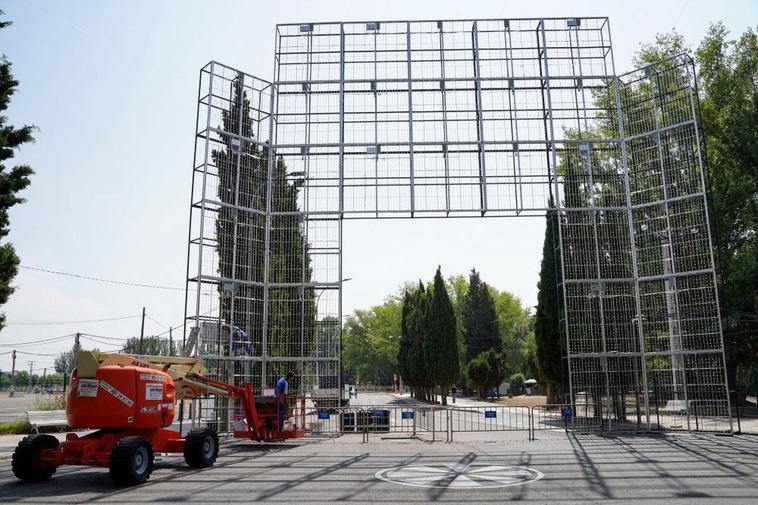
[185,17,732,433]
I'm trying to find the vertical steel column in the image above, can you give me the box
[337,217,344,402]
[194,62,215,338]
[438,22,451,215]
[181,65,205,433]
[262,29,283,388]
[581,142,613,430]
[194,63,216,430]
[471,21,488,215]
[182,65,205,346]
[338,24,345,217]
[538,20,574,410]
[373,28,379,218]
[337,23,346,398]
[300,30,314,396]
[684,62,733,433]
[607,30,651,431]
[504,21,522,214]
[406,22,416,216]
[571,25,612,429]
[648,69,687,411]
[227,73,247,387]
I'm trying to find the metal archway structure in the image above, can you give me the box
[184,17,732,433]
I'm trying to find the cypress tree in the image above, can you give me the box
[409,282,430,401]
[424,266,459,405]
[398,289,414,394]
[535,204,563,403]
[461,269,500,362]
[212,73,315,385]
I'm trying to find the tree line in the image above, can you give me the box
[343,267,536,402]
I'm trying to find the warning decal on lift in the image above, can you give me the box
[77,379,99,398]
[139,373,167,383]
[99,380,134,407]
[145,383,163,401]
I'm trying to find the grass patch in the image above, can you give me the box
[33,395,66,411]
[0,419,32,435]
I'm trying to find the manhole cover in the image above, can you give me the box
[375,463,543,489]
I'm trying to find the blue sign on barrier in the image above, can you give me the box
[401,411,414,420]
[317,411,331,420]
[484,410,497,419]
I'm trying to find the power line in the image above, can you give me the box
[0,333,76,347]
[5,314,141,326]
[79,333,129,342]
[152,305,219,338]
[79,335,124,348]
[15,350,59,357]
[672,0,690,29]
[145,314,168,328]
[20,265,185,291]
[40,306,221,345]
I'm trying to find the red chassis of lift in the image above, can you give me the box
[36,375,304,468]
[38,429,186,468]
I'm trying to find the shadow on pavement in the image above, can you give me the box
[0,438,311,502]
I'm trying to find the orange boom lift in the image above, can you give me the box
[12,351,304,485]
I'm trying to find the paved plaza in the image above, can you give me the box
[1,393,756,505]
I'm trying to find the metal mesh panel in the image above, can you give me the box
[185,19,731,434]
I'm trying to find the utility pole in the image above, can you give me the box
[11,349,16,388]
[139,306,146,354]
[42,368,47,389]
[27,361,35,393]
[66,333,81,393]
[169,326,173,356]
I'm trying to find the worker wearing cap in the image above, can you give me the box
[275,371,294,431]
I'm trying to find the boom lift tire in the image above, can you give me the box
[184,427,219,468]
[109,436,154,485]
[12,434,59,482]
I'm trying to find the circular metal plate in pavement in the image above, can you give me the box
[375,463,543,489]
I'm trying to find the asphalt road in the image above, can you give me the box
[0,394,39,424]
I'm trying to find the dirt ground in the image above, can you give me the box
[489,395,548,407]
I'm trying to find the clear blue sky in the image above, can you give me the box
[0,0,755,373]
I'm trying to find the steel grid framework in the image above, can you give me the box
[185,17,732,433]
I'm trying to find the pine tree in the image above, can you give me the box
[534,203,563,402]
[424,266,459,405]
[0,17,34,331]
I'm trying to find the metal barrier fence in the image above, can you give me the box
[530,404,574,440]
[298,402,737,442]
[305,405,422,438]
[304,404,535,442]
[447,406,531,441]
